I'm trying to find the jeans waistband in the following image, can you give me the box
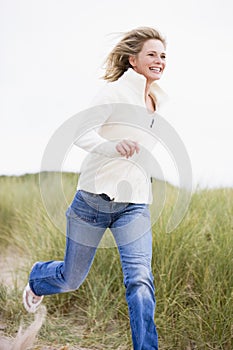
[80,190,114,202]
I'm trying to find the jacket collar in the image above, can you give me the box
[119,68,168,110]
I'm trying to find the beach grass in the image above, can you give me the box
[0,173,232,349]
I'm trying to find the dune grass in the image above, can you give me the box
[0,173,232,349]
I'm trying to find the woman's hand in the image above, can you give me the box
[115,140,140,158]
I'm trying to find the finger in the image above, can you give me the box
[116,140,140,158]
[116,143,127,156]
[121,142,132,156]
[122,140,136,157]
[116,143,133,157]
[135,142,140,153]
[125,141,140,156]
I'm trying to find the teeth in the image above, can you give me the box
[150,67,161,72]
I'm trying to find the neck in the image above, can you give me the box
[144,80,156,112]
[145,80,152,98]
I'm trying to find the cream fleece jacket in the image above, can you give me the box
[74,68,168,204]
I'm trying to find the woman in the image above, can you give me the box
[23,27,167,350]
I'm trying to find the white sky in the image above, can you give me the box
[1,0,233,188]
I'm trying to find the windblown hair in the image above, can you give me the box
[103,26,166,82]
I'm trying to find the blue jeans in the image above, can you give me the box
[29,190,158,350]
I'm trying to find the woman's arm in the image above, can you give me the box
[73,87,140,158]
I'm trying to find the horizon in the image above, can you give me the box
[1,0,233,189]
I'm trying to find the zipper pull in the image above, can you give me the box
[150,118,154,128]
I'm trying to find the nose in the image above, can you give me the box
[154,55,162,64]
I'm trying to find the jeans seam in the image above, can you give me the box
[124,266,140,345]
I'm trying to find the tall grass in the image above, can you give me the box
[0,173,232,349]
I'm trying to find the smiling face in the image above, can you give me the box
[129,39,166,84]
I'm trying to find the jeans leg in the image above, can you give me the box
[29,199,106,296]
[111,205,158,350]
[29,238,99,296]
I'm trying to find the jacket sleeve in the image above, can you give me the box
[73,86,121,158]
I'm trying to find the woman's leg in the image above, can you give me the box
[111,204,158,350]
[28,191,106,297]
[29,238,99,296]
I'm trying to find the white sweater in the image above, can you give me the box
[74,68,168,204]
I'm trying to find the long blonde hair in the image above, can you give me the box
[103,27,166,82]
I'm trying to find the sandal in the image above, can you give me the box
[23,283,44,313]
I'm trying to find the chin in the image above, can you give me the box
[149,76,161,82]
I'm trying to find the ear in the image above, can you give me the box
[129,55,136,67]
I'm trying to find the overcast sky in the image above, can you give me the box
[1,0,233,189]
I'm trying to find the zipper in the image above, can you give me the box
[150,118,154,128]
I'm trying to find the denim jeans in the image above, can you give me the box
[29,190,158,350]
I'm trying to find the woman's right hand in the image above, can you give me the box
[115,140,140,158]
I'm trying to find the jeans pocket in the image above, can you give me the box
[67,191,99,223]
[141,208,151,219]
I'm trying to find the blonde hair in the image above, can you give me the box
[103,26,166,82]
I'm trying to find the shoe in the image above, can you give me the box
[23,283,44,313]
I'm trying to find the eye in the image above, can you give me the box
[148,53,154,56]
[161,55,166,60]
